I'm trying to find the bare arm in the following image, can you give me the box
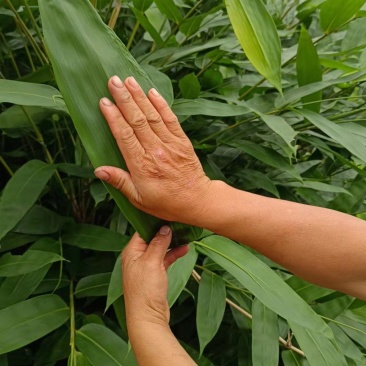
[95,75,366,300]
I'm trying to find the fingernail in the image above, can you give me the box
[94,169,110,181]
[151,88,160,97]
[101,97,113,106]
[111,75,123,88]
[128,77,139,89]
[159,226,171,236]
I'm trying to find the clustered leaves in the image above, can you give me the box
[0,0,366,365]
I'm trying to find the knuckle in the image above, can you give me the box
[147,113,163,125]
[131,115,147,128]
[120,126,135,142]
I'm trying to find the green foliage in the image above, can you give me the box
[0,0,366,365]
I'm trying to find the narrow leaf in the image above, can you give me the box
[197,272,226,355]
[225,0,282,91]
[106,254,123,310]
[153,0,183,24]
[167,244,198,307]
[252,299,279,366]
[0,160,55,242]
[75,273,111,298]
[75,324,137,366]
[195,236,332,337]
[0,295,69,355]
[296,27,322,113]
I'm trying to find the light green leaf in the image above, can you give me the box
[0,295,69,355]
[0,106,54,129]
[282,350,310,366]
[225,0,282,91]
[252,299,279,366]
[297,109,366,164]
[154,0,183,24]
[296,27,322,113]
[75,273,111,298]
[0,160,55,242]
[106,255,123,311]
[320,0,366,34]
[259,113,297,155]
[62,224,129,252]
[167,243,198,307]
[0,80,68,113]
[197,271,226,355]
[173,98,250,116]
[195,236,332,336]
[289,321,347,366]
[179,73,201,99]
[281,181,352,195]
[0,250,63,277]
[75,324,137,366]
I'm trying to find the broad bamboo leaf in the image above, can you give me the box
[197,271,226,355]
[0,160,55,242]
[320,0,366,34]
[329,324,366,366]
[0,106,53,129]
[289,321,347,366]
[0,250,63,277]
[133,0,153,12]
[74,273,111,298]
[106,254,122,310]
[62,224,129,252]
[167,243,197,307]
[0,265,51,309]
[335,312,366,348]
[313,296,354,319]
[0,295,69,355]
[0,233,38,253]
[297,109,366,163]
[153,0,183,24]
[179,73,201,99]
[39,0,200,246]
[259,113,297,155]
[68,351,93,366]
[252,299,279,366]
[195,236,332,336]
[0,80,68,113]
[173,98,250,116]
[75,324,137,366]
[225,0,282,91]
[296,27,322,113]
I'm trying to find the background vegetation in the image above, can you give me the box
[0,0,366,365]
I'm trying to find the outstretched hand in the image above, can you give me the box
[122,227,189,326]
[95,76,213,224]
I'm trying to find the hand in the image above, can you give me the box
[122,226,189,326]
[94,75,212,224]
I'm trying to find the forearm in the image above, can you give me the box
[127,320,196,366]
[194,181,366,299]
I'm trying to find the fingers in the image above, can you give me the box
[108,76,158,147]
[145,226,172,262]
[124,77,173,143]
[99,97,144,164]
[148,89,187,139]
[94,166,141,205]
[164,245,190,270]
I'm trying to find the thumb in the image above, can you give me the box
[146,226,172,262]
[94,166,139,202]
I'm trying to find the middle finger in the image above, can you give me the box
[109,76,158,148]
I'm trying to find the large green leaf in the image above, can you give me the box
[195,236,331,336]
[0,250,63,277]
[297,109,366,164]
[38,0,201,246]
[225,0,282,91]
[320,0,366,34]
[296,27,322,113]
[75,324,137,366]
[0,160,55,242]
[252,299,279,366]
[0,80,68,113]
[74,273,111,298]
[154,0,183,24]
[0,295,69,355]
[196,271,226,355]
[167,243,198,307]
[289,321,347,366]
[62,224,129,252]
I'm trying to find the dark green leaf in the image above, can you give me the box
[106,255,122,310]
[75,273,111,298]
[179,73,201,99]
